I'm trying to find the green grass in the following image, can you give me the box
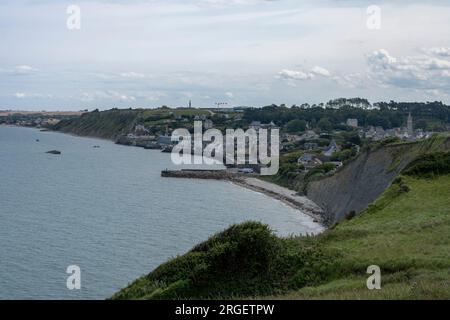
[53,109,140,139]
[140,108,211,119]
[274,174,450,299]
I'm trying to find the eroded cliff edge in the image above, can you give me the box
[306,135,450,224]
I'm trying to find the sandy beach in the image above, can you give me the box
[232,177,325,225]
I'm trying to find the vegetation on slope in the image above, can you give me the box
[52,109,139,139]
[403,151,450,178]
[280,173,450,299]
[113,152,450,300]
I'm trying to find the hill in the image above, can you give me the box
[52,109,140,139]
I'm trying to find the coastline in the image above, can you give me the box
[7,125,327,229]
[231,177,326,227]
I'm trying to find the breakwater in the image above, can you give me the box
[161,169,244,180]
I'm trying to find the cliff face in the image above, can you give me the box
[307,136,450,224]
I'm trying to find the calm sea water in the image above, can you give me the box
[0,126,323,299]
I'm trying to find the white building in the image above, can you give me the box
[346,118,359,128]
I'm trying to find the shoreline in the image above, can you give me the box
[231,177,326,227]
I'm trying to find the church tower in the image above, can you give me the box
[407,112,413,136]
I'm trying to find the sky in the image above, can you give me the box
[1,0,450,110]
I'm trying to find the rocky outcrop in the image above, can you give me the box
[306,136,450,224]
[46,150,61,155]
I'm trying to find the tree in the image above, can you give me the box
[317,118,333,132]
[415,119,428,130]
[286,119,307,133]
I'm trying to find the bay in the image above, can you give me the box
[0,126,322,299]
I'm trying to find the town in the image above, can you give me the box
[1,98,449,181]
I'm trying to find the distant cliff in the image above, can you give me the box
[52,109,139,139]
[306,135,450,224]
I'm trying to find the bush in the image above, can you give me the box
[286,119,307,133]
[330,149,354,162]
[112,222,338,300]
[403,152,450,178]
[191,222,280,279]
[346,211,356,220]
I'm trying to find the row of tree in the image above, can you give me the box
[242,102,450,132]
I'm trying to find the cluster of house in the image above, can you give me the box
[351,114,434,141]
[284,130,319,144]
[296,139,344,171]
[249,121,278,130]
[177,115,216,129]
[8,117,61,127]
[119,117,216,152]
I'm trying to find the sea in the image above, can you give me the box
[0,125,323,299]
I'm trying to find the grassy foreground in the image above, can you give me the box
[113,158,450,300]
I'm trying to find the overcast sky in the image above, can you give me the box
[1,0,450,110]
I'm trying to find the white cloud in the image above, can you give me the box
[119,72,145,78]
[367,50,397,69]
[14,92,52,99]
[80,91,136,102]
[14,65,38,74]
[225,92,234,98]
[278,65,331,83]
[278,69,313,81]
[425,47,450,57]
[367,48,450,91]
[311,66,331,77]
[1,65,38,76]
[425,58,450,70]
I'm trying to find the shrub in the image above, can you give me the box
[330,149,354,162]
[403,152,450,178]
[113,222,339,299]
[346,211,356,220]
[191,222,280,279]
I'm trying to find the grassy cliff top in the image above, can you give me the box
[285,174,450,299]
